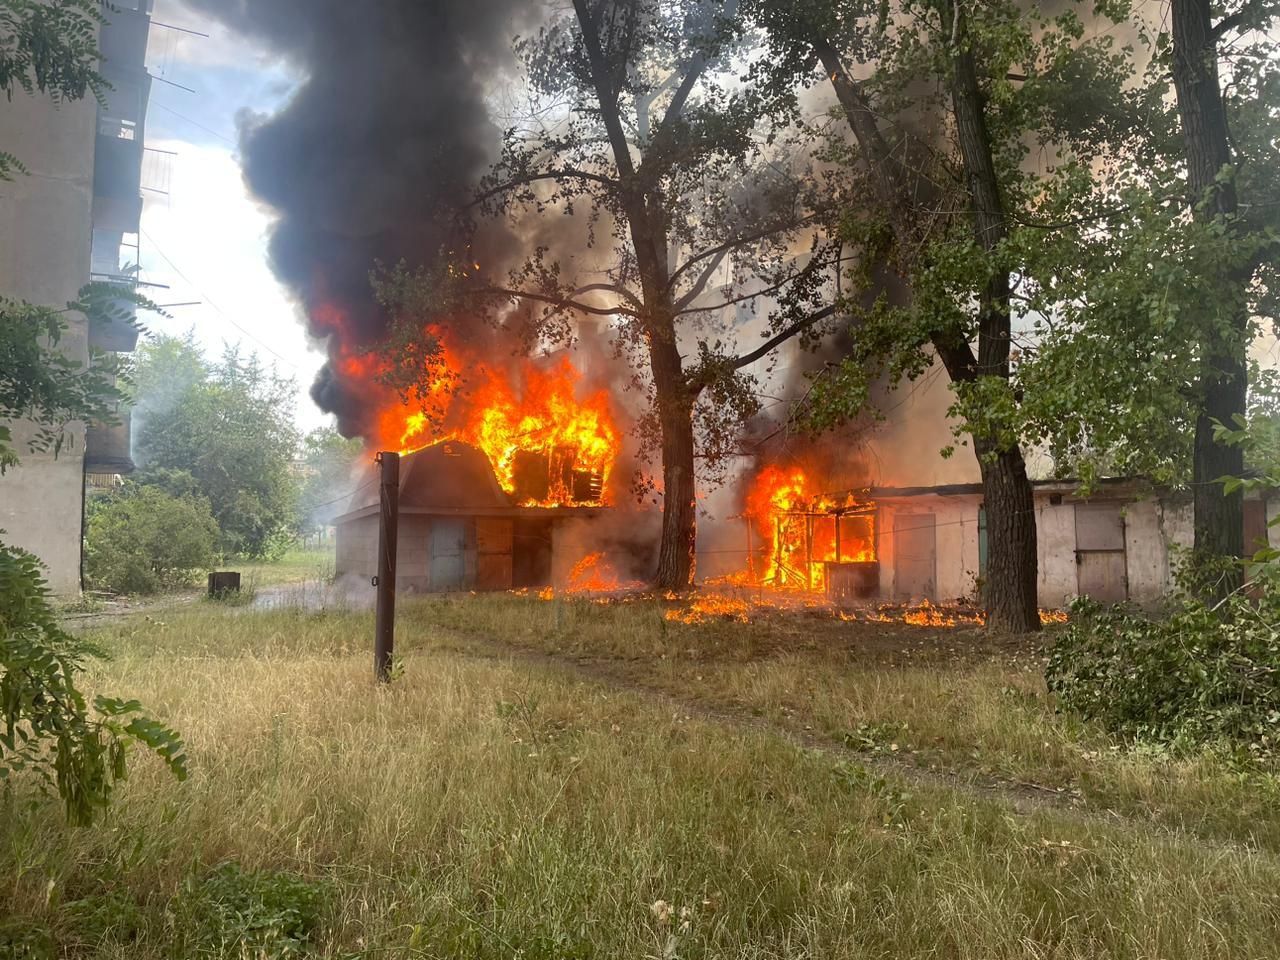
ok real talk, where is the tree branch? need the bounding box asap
[473,168,620,208]
[1213,0,1278,39]
[666,214,815,293]
[648,0,739,157]
[673,250,726,311]
[572,282,643,309]
[686,303,838,395]
[572,0,638,182]
[486,286,638,318]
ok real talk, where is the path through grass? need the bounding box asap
[7,597,1279,958]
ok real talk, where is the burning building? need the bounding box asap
[332,343,628,593]
[716,350,1278,609]
[334,440,605,592]
[731,462,1278,609]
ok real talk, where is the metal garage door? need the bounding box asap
[893,512,936,600]
[1074,503,1127,603]
[429,518,468,590]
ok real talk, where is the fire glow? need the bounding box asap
[743,465,876,592]
[348,329,620,508]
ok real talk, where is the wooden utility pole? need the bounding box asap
[374,451,399,683]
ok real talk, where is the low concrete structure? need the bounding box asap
[334,442,602,594]
[870,479,1277,606]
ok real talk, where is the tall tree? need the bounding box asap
[133,336,301,560]
[750,0,1148,630]
[379,0,838,589]
[297,426,364,540]
[1168,0,1279,585]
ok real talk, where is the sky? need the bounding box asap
[137,1,331,431]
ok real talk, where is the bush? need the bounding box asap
[84,484,219,594]
[1046,567,1280,758]
[1,540,187,824]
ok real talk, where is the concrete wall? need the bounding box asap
[878,491,1275,608]
[876,496,981,600]
[0,90,98,593]
[335,513,430,595]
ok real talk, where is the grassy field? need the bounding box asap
[6,592,1280,958]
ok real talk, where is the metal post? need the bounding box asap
[745,517,755,584]
[374,451,400,683]
[834,512,842,563]
[805,515,814,591]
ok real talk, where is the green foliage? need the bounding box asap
[132,334,301,560]
[0,0,109,181]
[1046,567,1280,758]
[0,284,147,472]
[84,483,219,594]
[174,862,331,959]
[0,540,187,825]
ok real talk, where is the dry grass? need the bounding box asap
[4,597,1280,957]
[407,592,1280,849]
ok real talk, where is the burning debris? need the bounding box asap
[741,465,878,595]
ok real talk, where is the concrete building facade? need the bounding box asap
[0,2,153,592]
[871,480,1277,607]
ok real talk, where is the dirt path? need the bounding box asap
[432,626,1121,822]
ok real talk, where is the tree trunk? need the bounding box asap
[947,16,1040,632]
[976,440,1039,632]
[816,28,1040,631]
[1170,0,1247,581]
[650,324,697,589]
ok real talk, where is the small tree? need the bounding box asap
[0,287,141,472]
[133,336,302,560]
[378,0,838,589]
[84,484,219,594]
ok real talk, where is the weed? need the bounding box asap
[173,862,330,958]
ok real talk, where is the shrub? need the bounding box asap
[1046,566,1280,758]
[1,541,187,824]
[84,483,219,594]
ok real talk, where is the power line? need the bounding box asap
[139,228,301,372]
[149,100,235,144]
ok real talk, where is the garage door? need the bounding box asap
[893,512,936,600]
[1074,503,1127,603]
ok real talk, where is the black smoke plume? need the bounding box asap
[180,0,531,435]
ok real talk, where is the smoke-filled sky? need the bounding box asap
[136,1,329,426]
[138,0,536,437]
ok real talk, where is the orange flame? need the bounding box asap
[360,329,620,508]
[743,465,875,591]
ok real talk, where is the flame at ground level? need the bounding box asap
[742,465,876,591]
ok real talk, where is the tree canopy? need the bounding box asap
[132,334,301,561]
